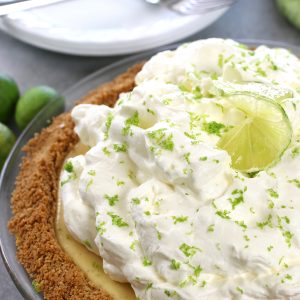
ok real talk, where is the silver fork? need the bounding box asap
[146,0,238,15]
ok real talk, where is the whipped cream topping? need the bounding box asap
[60,38,300,299]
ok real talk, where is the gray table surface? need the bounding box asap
[1,0,300,299]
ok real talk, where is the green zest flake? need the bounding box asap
[179,243,202,257]
[218,54,224,68]
[83,240,92,248]
[104,194,119,206]
[268,200,275,209]
[207,224,215,233]
[122,111,139,136]
[132,197,141,205]
[170,259,181,270]
[183,152,191,164]
[130,240,137,251]
[157,230,162,240]
[194,265,203,277]
[162,98,172,105]
[216,210,231,220]
[199,156,207,161]
[236,286,244,294]
[172,215,188,224]
[88,170,96,176]
[143,257,152,266]
[102,147,111,156]
[60,173,76,186]
[267,188,279,198]
[189,112,202,130]
[267,245,274,252]
[113,143,127,153]
[283,230,293,248]
[229,189,245,210]
[288,179,300,188]
[116,180,125,186]
[291,146,300,158]
[147,128,174,151]
[244,235,250,242]
[64,161,74,173]
[164,290,177,297]
[107,212,128,227]
[235,220,247,230]
[257,67,267,77]
[250,207,255,214]
[32,280,41,293]
[147,108,155,115]
[144,211,151,216]
[202,121,225,136]
[104,112,114,140]
[128,170,136,180]
[85,179,93,192]
[257,214,273,229]
[96,221,106,235]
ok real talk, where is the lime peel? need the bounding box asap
[210,79,293,102]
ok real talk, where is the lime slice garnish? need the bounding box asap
[211,79,293,102]
[217,94,292,172]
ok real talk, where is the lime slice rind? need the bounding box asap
[211,79,293,102]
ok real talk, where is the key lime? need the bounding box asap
[0,122,16,170]
[217,94,292,172]
[0,74,19,123]
[277,0,300,30]
[15,86,61,130]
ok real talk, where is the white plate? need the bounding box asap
[0,0,230,56]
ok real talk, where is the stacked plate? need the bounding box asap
[0,0,231,56]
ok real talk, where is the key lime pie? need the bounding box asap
[9,39,300,299]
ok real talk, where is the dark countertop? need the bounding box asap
[0,0,299,299]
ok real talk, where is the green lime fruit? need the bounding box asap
[277,0,300,30]
[15,86,61,130]
[0,122,16,170]
[0,74,19,123]
[217,94,292,172]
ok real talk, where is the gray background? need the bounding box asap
[0,0,299,298]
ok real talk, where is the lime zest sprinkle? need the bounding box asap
[96,221,106,235]
[32,280,42,293]
[88,169,96,176]
[147,128,174,151]
[104,112,114,140]
[179,243,202,257]
[288,179,300,188]
[236,286,244,294]
[216,210,231,220]
[229,188,245,210]
[170,259,181,270]
[143,257,152,267]
[207,224,215,233]
[122,111,139,136]
[172,215,188,224]
[107,212,128,227]
[113,143,127,153]
[164,290,177,297]
[104,194,119,206]
[102,147,111,156]
[267,188,279,198]
[202,121,225,136]
[64,161,73,173]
